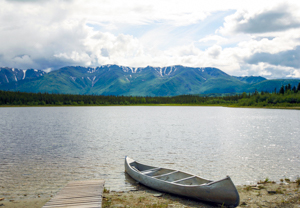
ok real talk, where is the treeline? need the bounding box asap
[236,82,300,107]
[1,82,300,107]
[0,90,238,105]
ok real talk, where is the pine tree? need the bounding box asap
[297,82,300,92]
[279,85,285,94]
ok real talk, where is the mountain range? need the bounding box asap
[0,65,299,96]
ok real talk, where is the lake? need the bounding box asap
[0,106,299,199]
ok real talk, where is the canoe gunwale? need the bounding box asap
[126,158,216,187]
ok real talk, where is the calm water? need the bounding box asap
[0,106,300,199]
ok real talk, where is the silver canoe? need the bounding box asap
[125,156,240,207]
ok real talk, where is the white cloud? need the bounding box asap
[54,51,92,65]
[288,70,300,78]
[0,0,300,78]
[68,0,212,27]
[199,35,228,45]
[243,63,300,78]
[239,35,296,55]
[218,3,300,35]
[206,45,222,58]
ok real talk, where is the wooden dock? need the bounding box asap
[43,180,105,208]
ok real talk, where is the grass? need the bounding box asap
[244,185,265,193]
[102,196,112,208]
[258,178,276,184]
[244,186,252,191]
[103,187,110,193]
[295,177,300,186]
[277,192,300,205]
[276,188,284,194]
[138,196,145,203]
[102,193,172,208]
[145,203,169,208]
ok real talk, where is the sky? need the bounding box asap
[0,0,300,78]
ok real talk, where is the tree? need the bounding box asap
[242,92,247,98]
[297,82,300,92]
[279,85,285,94]
[140,97,146,103]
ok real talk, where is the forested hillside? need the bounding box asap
[1,82,300,107]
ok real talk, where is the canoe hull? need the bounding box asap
[125,156,239,207]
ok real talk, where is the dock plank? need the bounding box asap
[43,180,105,208]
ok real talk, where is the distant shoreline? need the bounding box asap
[1,104,300,110]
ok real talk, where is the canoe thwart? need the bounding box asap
[153,171,178,178]
[172,176,196,183]
[140,167,161,174]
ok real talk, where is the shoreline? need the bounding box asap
[1,104,300,110]
[1,180,299,208]
[102,181,300,208]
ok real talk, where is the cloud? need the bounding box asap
[219,3,300,35]
[245,46,300,68]
[242,63,300,78]
[206,45,222,58]
[0,5,89,69]
[199,35,228,45]
[67,0,212,27]
[5,0,47,2]
[0,0,300,79]
[5,0,73,3]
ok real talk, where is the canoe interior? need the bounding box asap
[130,161,212,185]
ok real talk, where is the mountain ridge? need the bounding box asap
[0,65,299,96]
[0,67,46,85]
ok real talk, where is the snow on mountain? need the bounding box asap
[0,67,46,85]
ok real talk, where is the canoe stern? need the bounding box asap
[194,176,240,207]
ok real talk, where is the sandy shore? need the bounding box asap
[1,180,299,208]
[102,181,300,208]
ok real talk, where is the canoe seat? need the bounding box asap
[153,171,178,178]
[140,168,160,175]
[172,176,195,183]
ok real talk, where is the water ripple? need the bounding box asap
[0,106,299,199]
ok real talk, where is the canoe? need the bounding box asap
[125,156,240,207]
